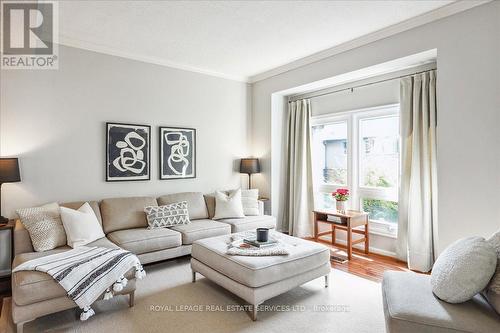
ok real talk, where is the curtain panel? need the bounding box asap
[281,99,314,237]
[397,70,438,272]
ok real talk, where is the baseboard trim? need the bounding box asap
[329,238,397,258]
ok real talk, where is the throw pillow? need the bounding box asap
[241,189,259,216]
[213,189,245,220]
[60,202,105,248]
[16,202,67,252]
[484,231,500,313]
[144,201,190,228]
[431,236,497,303]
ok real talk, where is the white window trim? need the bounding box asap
[311,104,400,238]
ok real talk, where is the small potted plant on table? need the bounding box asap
[332,188,349,213]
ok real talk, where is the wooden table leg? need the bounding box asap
[314,213,318,241]
[364,216,370,254]
[331,224,336,245]
[347,218,352,260]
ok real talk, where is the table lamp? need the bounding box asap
[240,158,260,189]
[0,158,21,224]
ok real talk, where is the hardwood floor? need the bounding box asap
[308,238,410,283]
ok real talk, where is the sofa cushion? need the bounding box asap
[192,233,330,288]
[12,238,119,306]
[157,192,209,220]
[107,228,182,254]
[100,196,157,233]
[204,194,216,219]
[170,219,231,245]
[219,215,276,233]
[382,271,500,333]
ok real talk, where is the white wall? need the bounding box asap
[252,1,500,253]
[0,45,251,217]
[310,79,399,116]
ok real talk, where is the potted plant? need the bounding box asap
[332,188,349,212]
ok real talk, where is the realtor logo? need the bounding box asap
[1,1,58,69]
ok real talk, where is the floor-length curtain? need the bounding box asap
[397,70,438,272]
[281,99,314,237]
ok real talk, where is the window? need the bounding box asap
[359,116,399,189]
[311,121,348,186]
[311,105,400,236]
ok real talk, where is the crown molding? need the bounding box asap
[57,0,489,84]
[57,35,250,83]
[248,0,491,83]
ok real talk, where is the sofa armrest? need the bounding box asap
[14,219,34,256]
[258,200,264,216]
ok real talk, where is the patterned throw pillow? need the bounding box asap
[16,202,67,252]
[144,201,190,229]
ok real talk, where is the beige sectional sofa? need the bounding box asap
[11,192,276,332]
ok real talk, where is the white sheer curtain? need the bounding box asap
[397,70,438,272]
[281,99,314,237]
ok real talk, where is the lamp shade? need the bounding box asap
[0,158,21,183]
[240,158,260,174]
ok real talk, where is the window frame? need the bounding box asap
[311,104,400,238]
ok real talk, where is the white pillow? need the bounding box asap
[60,202,105,248]
[484,231,500,314]
[213,189,245,220]
[431,236,497,303]
[241,189,259,216]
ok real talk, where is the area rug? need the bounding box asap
[0,257,386,333]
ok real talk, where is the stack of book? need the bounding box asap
[242,238,278,248]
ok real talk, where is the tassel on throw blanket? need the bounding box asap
[13,246,146,321]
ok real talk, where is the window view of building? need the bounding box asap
[311,122,348,185]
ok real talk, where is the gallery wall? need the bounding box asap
[252,1,500,253]
[0,45,251,217]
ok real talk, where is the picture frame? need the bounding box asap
[159,126,196,180]
[106,122,151,182]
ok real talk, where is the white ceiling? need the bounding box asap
[58,0,458,82]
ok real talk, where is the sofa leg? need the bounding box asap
[16,321,27,333]
[252,304,258,321]
[129,291,135,307]
[325,275,329,288]
[192,270,196,283]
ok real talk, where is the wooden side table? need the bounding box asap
[313,209,369,260]
[0,219,15,293]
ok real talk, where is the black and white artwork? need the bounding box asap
[160,127,196,180]
[106,122,150,181]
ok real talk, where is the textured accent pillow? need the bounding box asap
[60,202,105,248]
[241,189,259,216]
[16,202,67,252]
[213,189,245,220]
[144,201,190,228]
[484,231,500,313]
[431,236,497,303]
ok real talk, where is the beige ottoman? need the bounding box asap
[191,232,331,320]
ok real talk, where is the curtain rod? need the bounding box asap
[288,68,435,103]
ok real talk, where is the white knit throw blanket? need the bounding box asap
[226,232,290,256]
[13,246,146,321]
